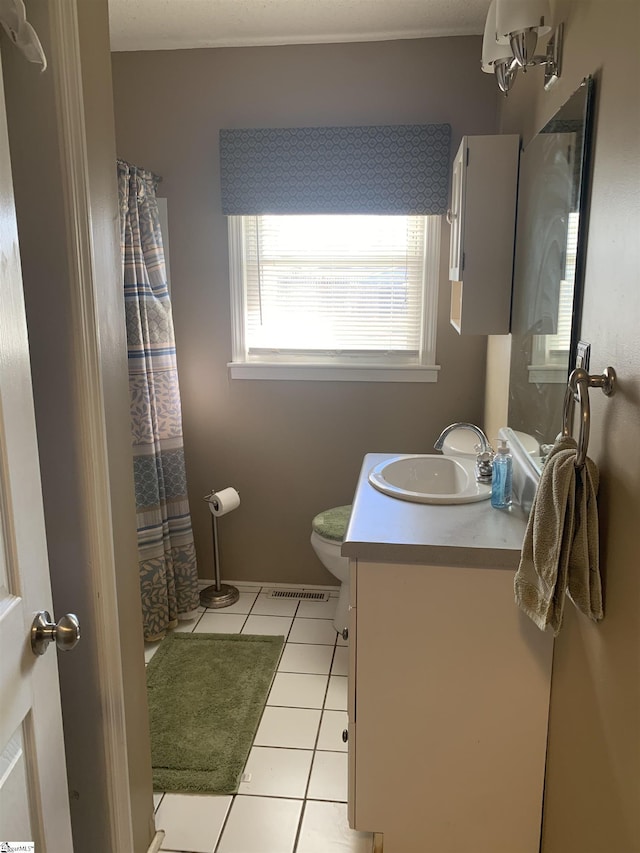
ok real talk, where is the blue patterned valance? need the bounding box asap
[219,124,451,216]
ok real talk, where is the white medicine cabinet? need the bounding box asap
[448,134,520,335]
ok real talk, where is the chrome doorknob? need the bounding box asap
[31,610,81,656]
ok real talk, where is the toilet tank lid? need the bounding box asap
[312,505,352,542]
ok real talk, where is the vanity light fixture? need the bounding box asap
[482,0,564,95]
[481,0,518,95]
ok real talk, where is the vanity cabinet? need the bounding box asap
[347,558,553,853]
[448,134,520,335]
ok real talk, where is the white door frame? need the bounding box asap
[49,1,134,844]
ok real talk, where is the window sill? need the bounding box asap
[228,362,441,382]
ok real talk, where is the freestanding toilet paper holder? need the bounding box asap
[200,490,240,609]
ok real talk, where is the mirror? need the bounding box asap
[507,78,595,470]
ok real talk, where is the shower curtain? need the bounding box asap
[117,160,200,641]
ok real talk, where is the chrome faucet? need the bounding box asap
[434,422,492,453]
[434,423,494,484]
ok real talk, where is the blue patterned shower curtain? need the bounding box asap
[117,160,199,641]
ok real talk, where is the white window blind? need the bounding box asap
[530,211,580,383]
[546,210,580,355]
[241,214,429,359]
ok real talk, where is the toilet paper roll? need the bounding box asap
[208,487,240,517]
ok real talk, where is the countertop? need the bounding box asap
[342,453,528,569]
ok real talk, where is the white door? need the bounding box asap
[0,52,74,852]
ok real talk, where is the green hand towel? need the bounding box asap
[514,435,602,635]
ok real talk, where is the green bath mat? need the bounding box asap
[146,632,284,794]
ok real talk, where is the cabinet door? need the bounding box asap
[448,140,466,281]
[353,560,553,853]
[448,134,520,334]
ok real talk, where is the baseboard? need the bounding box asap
[198,578,340,593]
[147,830,165,853]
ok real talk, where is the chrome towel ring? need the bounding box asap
[562,367,617,468]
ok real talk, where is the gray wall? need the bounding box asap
[490,1,640,849]
[111,37,499,585]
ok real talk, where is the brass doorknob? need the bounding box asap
[31,610,81,656]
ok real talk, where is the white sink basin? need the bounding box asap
[368,454,492,505]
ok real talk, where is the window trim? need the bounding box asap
[227,215,441,382]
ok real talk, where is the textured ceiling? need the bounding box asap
[109,0,492,52]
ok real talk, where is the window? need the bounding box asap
[540,210,578,358]
[529,211,579,383]
[228,214,441,381]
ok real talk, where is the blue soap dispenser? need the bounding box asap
[491,439,513,509]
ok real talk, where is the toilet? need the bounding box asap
[310,505,351,634]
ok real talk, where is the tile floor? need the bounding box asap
[145,581,372,853]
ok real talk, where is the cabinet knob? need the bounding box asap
[341,628,349,641]
[342,729,349,743]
